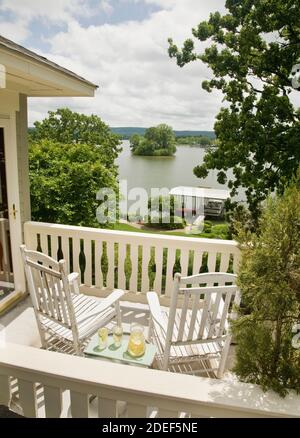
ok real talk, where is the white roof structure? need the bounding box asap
[169,186,230,200]
[0,34,98,97]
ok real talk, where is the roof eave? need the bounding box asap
[0,35,98,97]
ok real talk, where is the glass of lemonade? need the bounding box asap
[98,327,108,350]
[127,323,146,358]
[113,325,123,348]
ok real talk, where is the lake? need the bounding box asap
[116,141,245,202]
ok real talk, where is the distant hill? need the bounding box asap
[174,130,215,139]
[111,127,215,139]
[28,125,216,140]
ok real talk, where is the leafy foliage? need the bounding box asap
[176,135,214,146]
[232,174,300,396]
[30,108,121,168]
[168,0,300,220]
[147,195,185,230]
[29,109,120,227]
[130,124,176,156]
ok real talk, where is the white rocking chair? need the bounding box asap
[147,272,240,378]
[20,245,124,355]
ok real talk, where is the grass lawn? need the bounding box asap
[114,220,230,240]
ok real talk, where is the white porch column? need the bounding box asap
[0,90,27,293]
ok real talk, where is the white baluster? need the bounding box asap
[18,380,37,418]
[44,386,62,418]
[70,391,89,418]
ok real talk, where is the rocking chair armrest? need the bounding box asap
[147,291,167,333]
[67,272,80,295]
[101,288,125,308]
[68,272,79,284]
[76,289,125,324]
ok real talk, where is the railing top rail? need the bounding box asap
[0,343,299,418]
[24,221,239,249]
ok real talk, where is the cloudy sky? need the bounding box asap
[0,0,228,129]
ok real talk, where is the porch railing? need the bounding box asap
[24,221,240,301]
[1,343,299,418]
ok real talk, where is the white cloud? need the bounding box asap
[1,0,227,130]
[0,18,30,42]
[126,0,176,8]
[99,0,114,15]
[0,0,89,22]
[0,0,96,42]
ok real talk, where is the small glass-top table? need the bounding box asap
[84,332,157,368]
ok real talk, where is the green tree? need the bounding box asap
[168,0,300,220]
[232,173,300,396]
[31,108,121,168]
[130,124,176,156]
[176,135,214,146]
[130,134,142,151]
[29,109,120,227]
[144,126,158,143]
